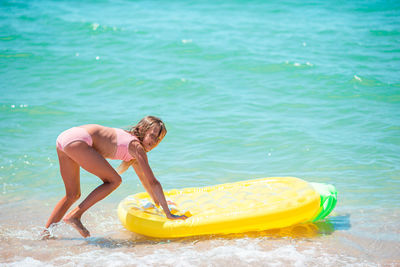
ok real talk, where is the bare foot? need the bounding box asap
[63,217,90,238]
[41,229,56,240]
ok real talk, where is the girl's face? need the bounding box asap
[142,125,163,152]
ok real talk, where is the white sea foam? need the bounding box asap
[92,23,99,31]
[0,225,46,241]
[3,257,53,267]
[1,238,373,267]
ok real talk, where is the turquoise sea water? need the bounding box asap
[1,0,400,265]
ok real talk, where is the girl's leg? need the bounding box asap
[61,141,122,237]
[45,148,81,229]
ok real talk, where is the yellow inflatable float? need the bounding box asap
[118,177,336,238]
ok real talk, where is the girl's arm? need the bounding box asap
[131,159,159,206]
[129,142,186,220]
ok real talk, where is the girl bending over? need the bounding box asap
[44,116,186,238]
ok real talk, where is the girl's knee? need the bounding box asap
[66,192,81,202]
[114,176,122,187]
[108,175,122,188]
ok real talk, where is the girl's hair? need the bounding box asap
[117,116,167,174]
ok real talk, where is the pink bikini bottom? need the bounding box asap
[56,127,93,151]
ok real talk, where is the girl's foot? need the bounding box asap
[63,216,90,238]
[41,229,56,240]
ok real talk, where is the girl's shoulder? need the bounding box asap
[128,138,145,156]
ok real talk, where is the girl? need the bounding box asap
[44,116,186,238]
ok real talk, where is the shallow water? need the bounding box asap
[1,0,400,266]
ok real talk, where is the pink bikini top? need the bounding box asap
[112,128,139,162]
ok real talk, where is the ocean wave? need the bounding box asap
[2,239,374,267]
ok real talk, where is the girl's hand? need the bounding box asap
[166,213,187,220]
